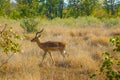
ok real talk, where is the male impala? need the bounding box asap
[31,29,68,65]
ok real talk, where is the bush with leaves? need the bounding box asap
[0,24,21,68]
[0,24,20,54]
[20,18,38,33]
[90,36,120,80]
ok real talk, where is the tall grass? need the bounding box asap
[101,17,120,27]
[0,16,120,80]
[34,16,120,28]
[0,16,120,28]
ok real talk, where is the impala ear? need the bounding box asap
[37,34,41,37]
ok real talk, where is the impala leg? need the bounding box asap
[63,50,69,57]
[40,51,47,65]
[48,52,55,64]
[60,50,65,58]
[59,50,66,65]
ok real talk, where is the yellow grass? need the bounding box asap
[110,28,120,36]
[0,21,119,80]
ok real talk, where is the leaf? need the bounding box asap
[9,27,13,32]
[90,74,96,78]
[110,38,115,46]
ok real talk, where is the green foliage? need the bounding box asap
[102,18,120,27]
[9,9,21,19]
[67,0,99,17]
[35,17,103,27]
[34,17,120,28]
[90,74,97,78]
[39,0,64,19]
[0,25,20,54]
[16,0,40,18]
[0,0,120,18]
[20,18,38,33]
[91,36,120,80]
[110,36,120,52]
[0,0,10,16]
[103,0,117,16]
[92,9,108,18]
[100,52,119,80]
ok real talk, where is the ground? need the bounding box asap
[0,18,120,80]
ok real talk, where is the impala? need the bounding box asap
[31,29,68,65]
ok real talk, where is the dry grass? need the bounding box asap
[0,20,120,80]
[91,36,109,46]
[110,28,120,36]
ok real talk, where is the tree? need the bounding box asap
[67,0,80,18]
[82,0,99,16]
[39,0,64,19]
[114,0,120,16]
[67,0,99,17]
[103,0,116,15]
[16,0,40,17]
[0,0,11,16]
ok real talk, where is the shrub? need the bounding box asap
[90,36,120,80]
[0,24,20,54]
[92,9,108,18]
[102,18,120,27]
[20,18,38,33]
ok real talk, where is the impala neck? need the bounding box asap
[36,38,42,47]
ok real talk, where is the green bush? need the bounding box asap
[9,9,21,19]
[92,9,108,18]
[91,36,120,80]
[0,24,20,54]
[102,18,120,27]
[20,18,38,33]
[35,17,103,27]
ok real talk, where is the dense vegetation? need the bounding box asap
[0,0,120,19]
[0,0,120,80]
[90,36,120,80]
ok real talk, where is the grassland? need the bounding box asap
[0,17,120,80]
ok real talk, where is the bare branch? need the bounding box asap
[0,24,7,34]
[0,54,14,69]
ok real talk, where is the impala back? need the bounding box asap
[41,41,66,51]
